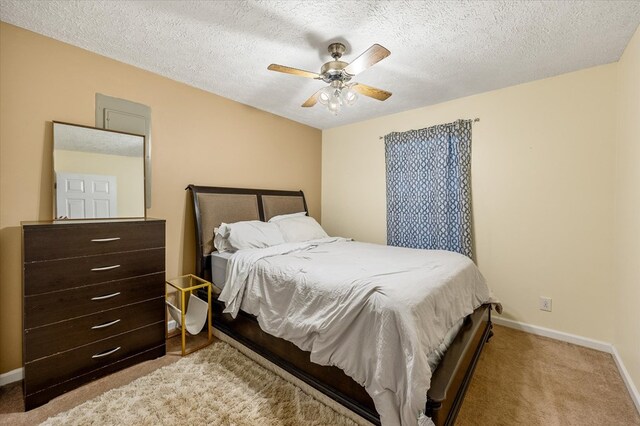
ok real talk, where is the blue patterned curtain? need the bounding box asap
[385,120,473,258]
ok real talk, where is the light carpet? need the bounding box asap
[2,325,638,425]
[41,340,357,426]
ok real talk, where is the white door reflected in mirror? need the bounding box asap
[53,121,145,220]
[55,172,117,219]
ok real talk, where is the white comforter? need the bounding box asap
[219,238,493,426]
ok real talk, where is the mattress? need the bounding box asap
[211,251,232,289]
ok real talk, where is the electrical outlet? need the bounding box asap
[167,320,178,331]
[539,297,552,312]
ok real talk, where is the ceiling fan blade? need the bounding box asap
[268,64,321,79]
[302,90,321,107]
[352,83,392,101]
[344,44,390,76]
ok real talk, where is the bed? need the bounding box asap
[187,184,494,426]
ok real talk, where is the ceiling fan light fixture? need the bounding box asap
[318,81,357,114]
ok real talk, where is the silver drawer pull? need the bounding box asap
[91,264,121,272]
[91,237,121,242]
[92,346,121,359]
[91,319,121,330]
[91,292,121,301]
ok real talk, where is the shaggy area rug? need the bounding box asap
[41,340,358,426]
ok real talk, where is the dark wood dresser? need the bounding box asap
[22,218,166,410]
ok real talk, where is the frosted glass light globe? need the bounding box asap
[318,87,332,105]
[327,98,341,115]
[342,87,358,106]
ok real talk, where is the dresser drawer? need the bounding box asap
[25,298,165,362]
[24,345,166,411]
[24,272,164,328]
[24,322,165,392]
[23,221,165,262]
[25,248,165,295]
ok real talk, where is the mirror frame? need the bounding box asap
[52,120,147,220]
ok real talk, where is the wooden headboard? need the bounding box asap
[186,185,308,280]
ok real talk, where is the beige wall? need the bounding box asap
[55,150,145,217]
[0,23,321,373]
[614,26,640,395]
[323,64,618,343]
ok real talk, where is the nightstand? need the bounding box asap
[165,274,213,355]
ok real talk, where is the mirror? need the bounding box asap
[53,121,145,219]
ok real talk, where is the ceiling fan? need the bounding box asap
[267,42,392,114]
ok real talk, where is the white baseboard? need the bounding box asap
[0,367,23,386]
[611,345,640,413]
[492,316,612,352]
[493,316,639,414]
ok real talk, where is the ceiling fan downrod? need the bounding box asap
[328,42,346,60]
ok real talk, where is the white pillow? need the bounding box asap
[215,220,285,252]
[274,216,328,243]
[268,211,307,222]
[213,224,235,253]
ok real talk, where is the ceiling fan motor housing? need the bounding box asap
[320,42,352,83]
[321,60,351,82]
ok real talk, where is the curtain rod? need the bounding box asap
[378,118,480,140]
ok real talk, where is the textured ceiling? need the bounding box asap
[1,1,639,129]
[55,123,143,157]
